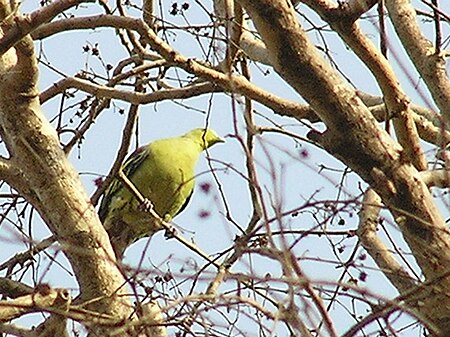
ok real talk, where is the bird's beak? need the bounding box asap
[215,137,225,144]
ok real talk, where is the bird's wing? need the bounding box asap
[98,146,149,221]
[175,186,194,217]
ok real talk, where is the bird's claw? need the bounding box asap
[164,226,177,239]
[139,198,154,212]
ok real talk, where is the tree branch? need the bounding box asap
[303,1,427,170]
[420,169,450,188]
[33,14,315,121]
[40,75,220,105]
[236,0,450,333]
[0,3,141,335]
[385,0,450,124]
[357,189,417,293]
[0,0,96,54]
[0,286,70,322]
[0,277,34,298]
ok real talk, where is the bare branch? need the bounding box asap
[0,277,34,298]
[40,75,220,105]
[0,236,55,274]
[303,1,427,170]
[0,286,70,322]
[237,0,450,333]
[385,0,450,124]
[0,0,96,54]
[357,189,417,293]
[420,169,450,188]
[34,14,314,121]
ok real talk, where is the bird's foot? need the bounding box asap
[164,226,177,239]
[138,198,154,213]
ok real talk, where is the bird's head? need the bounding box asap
[185,128,225,150]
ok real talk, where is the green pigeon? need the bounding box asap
[99,128,224,258]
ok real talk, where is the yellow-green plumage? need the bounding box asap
[99,128,224,257]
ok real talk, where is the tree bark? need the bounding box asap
[0,2,167,335]
[237,0,450,334]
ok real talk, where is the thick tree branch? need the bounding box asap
[0,153,40,207]
[385,0,450,125]
[0,4,150,336]
[236,0,450,333]
[304,1,427,170]
[239,31,272,65]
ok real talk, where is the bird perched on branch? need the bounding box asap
[98,128,224,258]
